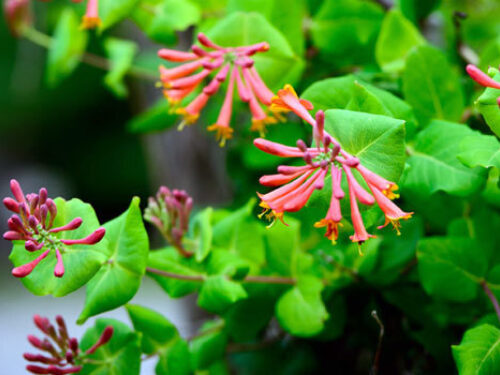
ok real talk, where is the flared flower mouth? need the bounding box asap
[207,124,234,147]
[81,15,101,29]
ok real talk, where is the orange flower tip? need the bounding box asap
[258,205,287,228]
[207,124,233,147]
[300,99,314,110]
[81,16,101,29]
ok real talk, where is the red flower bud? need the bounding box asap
[60,227,105,245]
[85,326,114,354]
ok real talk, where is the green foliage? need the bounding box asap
[46,9,88,86]
[127,100,178,133]
[9,198,108,297]
[198,275,248,313]
[78,197,149,323]
[99,0,139,31]
[476,71,500,137]
[189,321,227,370]
[103,38,138,97]
[80,319,142,375]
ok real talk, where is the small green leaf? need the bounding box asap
[78,197,149,323]
[189,321,227,370]
[458,133,500,172]
[476,71,500,137]
[276,276,328,337]
[198,275,248,313]
[9,198,108,297]
[190,207,213,262]
[127,100,178,134]
[375,9,425,72]
[147,247,203,297]
[402,45,465,123]
[311,0,384,65]
[452,324,500,375]
[224,297,275,342]
[46,8,88,86]
[417,237,487,302]
[263,216,301,276]
[80,319,141,375]
[401,120,487,197]
[156,338,191,375]
[99,0,139,31]
[206,12,304,90]
[103,38,138,98]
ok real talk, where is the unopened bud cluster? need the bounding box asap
[144,186,193,257]
[3,179,105,278]
[25,314,113,375]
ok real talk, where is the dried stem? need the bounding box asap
[481,281,500,323]
[370,310,384,375]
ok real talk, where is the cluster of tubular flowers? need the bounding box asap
[255,85,413,244]
[144,186,193,257]
[25,314,113,375]
[466,64,500,107]
[158,32,280,146]
[3,180,106,278]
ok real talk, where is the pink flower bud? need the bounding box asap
[8,215,25,233]
[55,316,68,341]
[23,353,60,364]
[157,49,197,62]
[33,315,52,335]
[85,326,113,354]
[38,188,47,205]
[25,241,44,252]
[12,249,50,278]
[466,64,500,89]
[28,335,43,349]
[3,197,20,212]
[296,139,307,152]
[65,351,74,364]
[197,33,222,50]
[28,216,40,232]
[61,227,105,246]
[3,230,24,240]
[54,249,64,278]
[10,179,25,202]
[191,45,209,57]
[49,218,82,233]
[69,338,79,354]
[46,199,57,228]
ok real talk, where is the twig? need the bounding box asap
[145,267,296,285]
[481,281,500,323]
[370,310,384,375]
[21,27,158,82]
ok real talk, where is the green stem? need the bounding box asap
[21,27,158,82]
[145,267,296,285]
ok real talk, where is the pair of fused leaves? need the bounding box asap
[9,197,149,323]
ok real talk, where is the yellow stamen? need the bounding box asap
[207,124,234,147]
[81,16,101,30]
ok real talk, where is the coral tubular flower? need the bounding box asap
[81,0,100,29]
[466,64,500,108]
[2,179,106,278]
[255,86,413,244]
[24,315,113,374]
[158,32,278,144]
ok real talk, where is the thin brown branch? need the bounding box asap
[370,310,385,375]
[481,281,500,323]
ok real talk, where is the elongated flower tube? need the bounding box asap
[24,315,113,374]
[3,179,106,278]
[466,64,500,108]
[158,32,279,144]
[81,0,100,29]
[255,86,412,244]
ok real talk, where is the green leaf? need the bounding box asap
[479,36,500,71]
[127,100,178,133]
[311,0,384,65]
[452,324,500,375]
[78,197,149,323]
[226,0,306,55]
[189,321,227,370]
[46,8,88,86]
[263,216,301,276]
[402,45,465,123]
[375,9,425,72]
[206,249,250,280]
[206,12,304,89]
[190,207,213,262]
[316,294,347,340]
[99,0,139,31]
[476,71,500,137]
[417,237,487,302]
[80,318,141,375]
[224,297,275,342]
[458,133,500,172]
[9,198,108,297]
[147,247,203,297]
[198,275,248,313]
[276,276,328,337]
[126,304,191,375]
[103,38,138,98]
[397,0,441,23]
[401,120,487,197]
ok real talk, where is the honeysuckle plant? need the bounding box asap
[2,0,500,374]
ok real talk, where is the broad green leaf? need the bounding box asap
[302,75,358,111]
[311,0,384,65]
[189,321,227,370]
[103,38,138,98]
[417,237,487,302]
[46,9,88,86]
[375,10,425,72]
[10,198,108,297]
[206,249,250,280]
[99,0,139,31]
[476,71,500,137]
[452,324,500,375]
[401,120,487,197]
[402,45,465,123]
[263,217,301,276]
[224,297,275,342]
[458,133,500,172]
[197,275,248,313]
[206,12,304,90]
[483,169,500,209]
[127,100,178,134]
[147,247,203,297]
[479,36,500,71]
[276,276,328,337]
[190,207,213,262]
[397,0,441,23]
[226,0,306,55]
[80,319,141,375]
[126,304,191,375]
[78,197,149,323]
